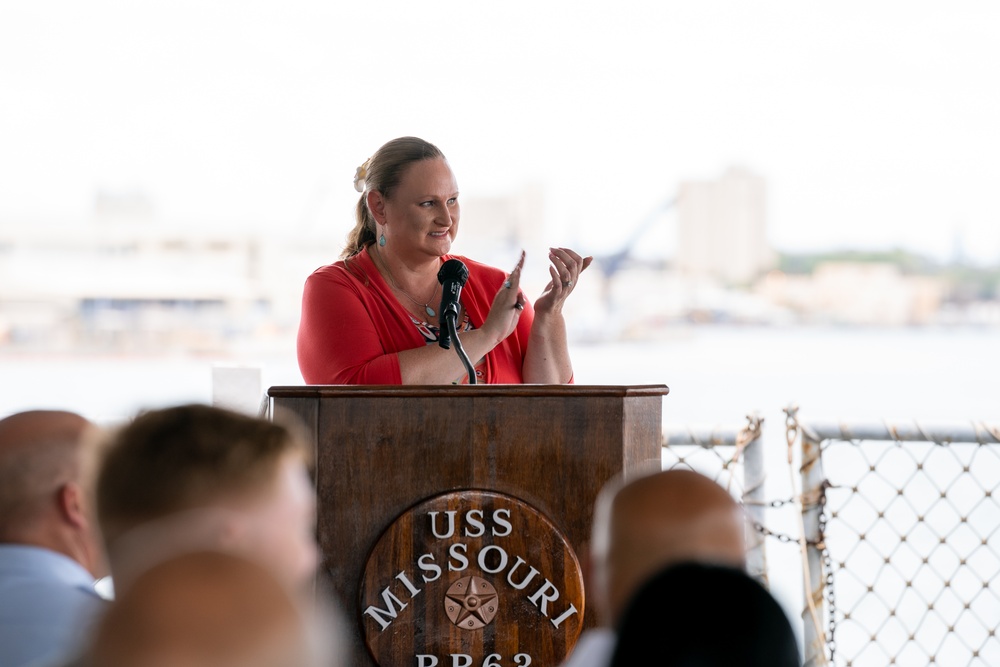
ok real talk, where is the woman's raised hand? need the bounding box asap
[533,247,593,317]
[481,250,528,345]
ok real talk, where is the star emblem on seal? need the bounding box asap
[444,575,499,630]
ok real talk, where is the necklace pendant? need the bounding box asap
[425,305,436,317]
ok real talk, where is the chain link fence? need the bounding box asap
[661,412,1000,667]
[661,414,768,585]
[797,418,1000,667]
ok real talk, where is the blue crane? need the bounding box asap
[593,195,678,279]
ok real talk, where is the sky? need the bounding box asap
[2,1,999,264]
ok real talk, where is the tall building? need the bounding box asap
[455,184,546,263]
[676,167,772,284]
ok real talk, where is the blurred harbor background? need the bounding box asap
[3,2,998,409]
[1,162,997,421]
[2,5,999,662]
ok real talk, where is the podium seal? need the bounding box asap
[360,490,585,667]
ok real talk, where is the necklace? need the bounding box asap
[374,246,438,318]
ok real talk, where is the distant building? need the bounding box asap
[93,189,156,225]
[757,262,946,325]
[0,184,554,354]
[455,184,545,261]
[676,167,773,284]
[0,221,335,354]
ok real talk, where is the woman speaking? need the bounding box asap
[296,137,591,385]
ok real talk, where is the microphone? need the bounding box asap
[437,259,469,350]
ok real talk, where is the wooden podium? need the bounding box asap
[267,384,668,667]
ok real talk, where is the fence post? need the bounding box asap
[800,424,828,667]
[742,426,768,586]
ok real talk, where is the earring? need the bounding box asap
[379,233,386,247]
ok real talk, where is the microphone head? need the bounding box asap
[437,259,469,286]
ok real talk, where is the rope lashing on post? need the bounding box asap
[785,404,832,667]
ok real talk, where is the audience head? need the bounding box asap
[344,136,446,258]
[0,410,106,577]
[610,562,801,667]
[87,550,327,667]
[589,468,746,626]
[96,404,318,593]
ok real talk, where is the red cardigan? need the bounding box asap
[296,247,533,384]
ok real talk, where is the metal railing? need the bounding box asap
[661,414,768,585]
[662,412,1000,667]
[794,417,1000,667]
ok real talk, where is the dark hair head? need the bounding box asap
[342,136,445,258]
[610,562,801,667]
[96,404,309,549]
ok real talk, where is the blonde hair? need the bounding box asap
[342,136,445,259]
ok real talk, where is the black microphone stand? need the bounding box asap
[442,310,477,385]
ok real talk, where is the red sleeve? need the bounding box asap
[296,266,403,385]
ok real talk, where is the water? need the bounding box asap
[578,325,998,424]
[2,326,995,423]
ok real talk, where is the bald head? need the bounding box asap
[0,410,93,539]
[0,410,106,578]
[88,551,313,667]
[590,469,746,626]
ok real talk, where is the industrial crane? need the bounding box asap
[592,195,677,279]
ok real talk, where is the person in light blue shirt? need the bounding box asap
[0,411,108,667]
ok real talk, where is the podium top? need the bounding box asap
[267,384,669,399]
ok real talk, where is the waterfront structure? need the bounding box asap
[757,262,945,326]
[455,184,546,261]
[676,167,773,285]
[0,220,332,353]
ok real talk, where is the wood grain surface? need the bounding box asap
[268,385,668,667]
[360,490,584,667]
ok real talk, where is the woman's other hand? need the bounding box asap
[534,247,593,317]
[481,251,527,344]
